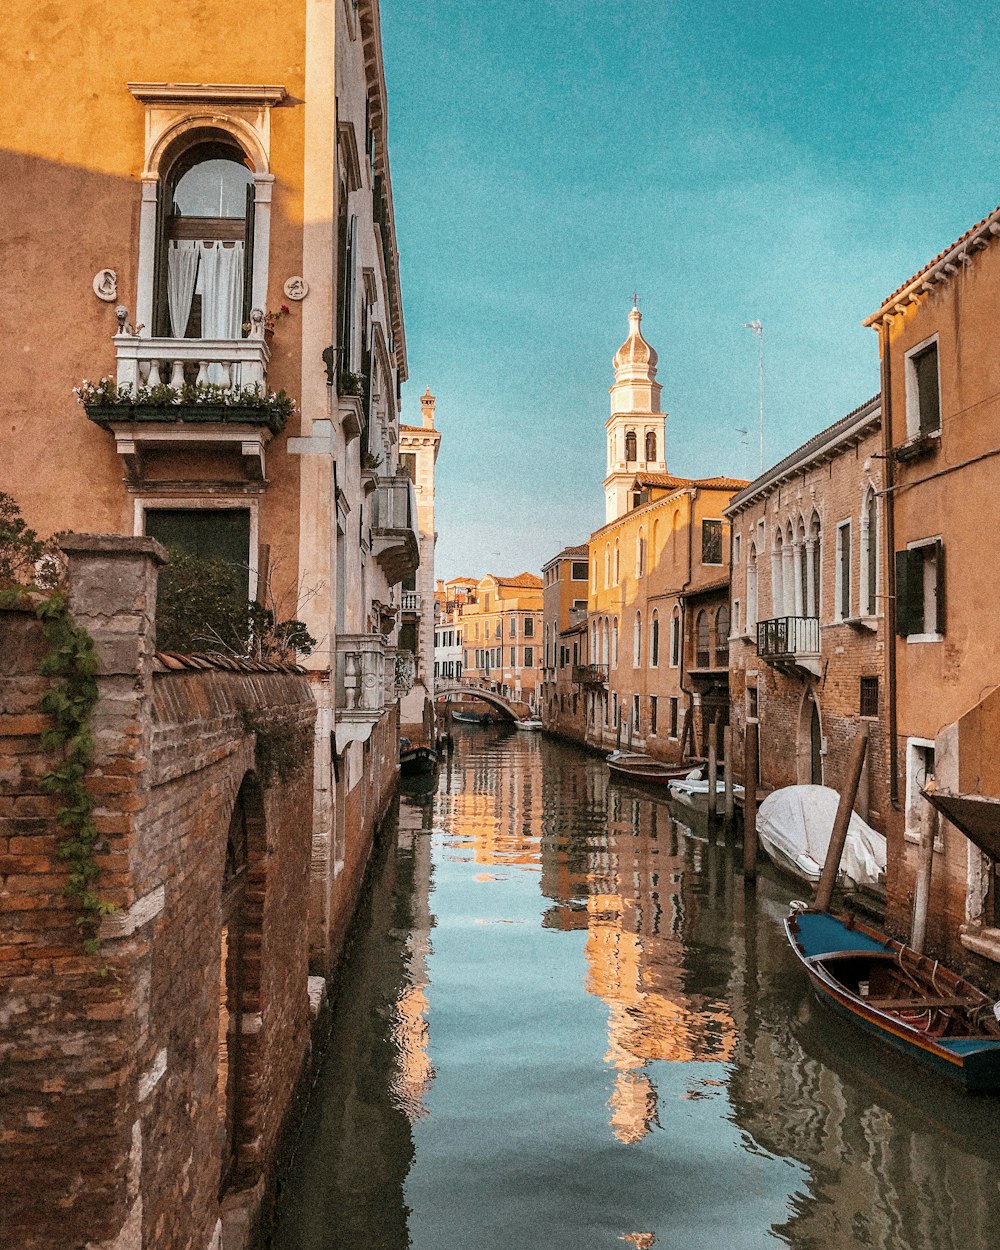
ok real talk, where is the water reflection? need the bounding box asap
[272,731,1000,1250]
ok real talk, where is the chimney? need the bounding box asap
[421,387,436,429]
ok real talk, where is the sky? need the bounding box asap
[380,0,1000,582]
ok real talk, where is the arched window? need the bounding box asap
[715,605,730,665]
[604,545,610,589]
[772,529,784,617]
[633,610,642,667]
[625,430,637,462]
[747,542,758,630]
[157,138,255,342]
[645,430,656,462]
[808,512,821,617]
[862,488,878,616]
[602,618,610,667]
[650,610,659,667]
[797,519,807,615]
[614,539,620,585]
[636,528,646,578]
[670,607,681,666]
[696,610,710,667]
[612,617,619,668]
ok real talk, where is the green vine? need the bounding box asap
[1,586,115,955]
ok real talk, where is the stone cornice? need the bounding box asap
[127,83,288,107]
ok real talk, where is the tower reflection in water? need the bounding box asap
[273,731,1000,1250]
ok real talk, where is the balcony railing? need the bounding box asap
[757,616,821,674]
[372,476,419,582]
[573,663,608,687]
[401,591,421,612]
[335,634,386,717]
[115,328,270,392]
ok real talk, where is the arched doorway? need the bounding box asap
[797,693,823,785]
[218,774,265,1194]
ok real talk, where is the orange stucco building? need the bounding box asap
[458,572,544,708]
[1,1,419,978]
[865,202,1000,980]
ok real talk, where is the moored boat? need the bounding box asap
[757,785,886,890]
[784,907,1000,1091]
[399,739,439,775]
[607,754,695,787]
[668,776,744,811]
[451,709,489,725]
[514,718,542,731]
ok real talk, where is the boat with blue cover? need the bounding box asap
[785,907,1000,1091]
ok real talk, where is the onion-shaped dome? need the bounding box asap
[613,305,658,375]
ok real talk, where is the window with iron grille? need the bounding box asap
[860,676,879,718]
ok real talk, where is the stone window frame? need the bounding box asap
[127,84,282,341]
[904,332,942,441]
[133,496,261,600]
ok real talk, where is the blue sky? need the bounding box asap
[381,0,1000,581]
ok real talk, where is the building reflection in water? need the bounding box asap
[275,731,1000,1250]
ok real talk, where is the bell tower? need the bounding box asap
[603,301,667,522]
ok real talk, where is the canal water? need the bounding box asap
[272,728,1000,1250]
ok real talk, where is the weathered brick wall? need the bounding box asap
[0,537,317,1250]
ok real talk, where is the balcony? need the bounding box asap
[371,476,419,583]
[756,616,821,677]
[85,323,281,484]
[573,664,608,687]
[334,633,386,750]
[401,591,421,615]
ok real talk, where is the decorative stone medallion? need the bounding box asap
[93,269,118,301]
[283,276,309,301]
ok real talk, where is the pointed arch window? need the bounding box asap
[696,610,711,668]
[747,542,758,630]
[650,610,659,667]
[715,605,730,665]
[862,489,878,616]
[633,610,642,667]
[612,617,619,668]
[614,539,620,585]
[670,607,680,667]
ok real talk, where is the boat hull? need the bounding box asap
[607,760,692,786]
[451,710,488,725]
[400,746,438,776]
[785,910,1000,1092]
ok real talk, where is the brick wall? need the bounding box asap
[0,536,317,1250]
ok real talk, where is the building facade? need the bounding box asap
[725,398,889,827]
[1,0,418,984]
[540,544,589,740]
[459,573,544,708]
[865,204,1000,980]
[398,388,441,742]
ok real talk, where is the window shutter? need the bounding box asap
[152,181,170,336]
[895,549,913,636]
[934,540,946,634]
[242,183,256,330]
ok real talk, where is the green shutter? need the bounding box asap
[934,540,946,634]
[895,549,915,636]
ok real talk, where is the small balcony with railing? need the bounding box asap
[81,310,288,484]
[372,476,419,583]
[400,591,421,617]
[334,633,386,750]
[756,616,821,677]
[573,663,608,687]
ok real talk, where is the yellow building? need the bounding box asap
[459,573,544,708]
[540,544,590,738]
[548,305,747,758]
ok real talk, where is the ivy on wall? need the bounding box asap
[1,585,115,956]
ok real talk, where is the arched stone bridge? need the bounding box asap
[435,683,531,721]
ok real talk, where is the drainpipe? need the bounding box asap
[880,320,900,809]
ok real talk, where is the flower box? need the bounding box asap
[84,402,289,435]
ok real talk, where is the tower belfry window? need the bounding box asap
[625,430,637,463]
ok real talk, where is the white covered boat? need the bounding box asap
[757,785,886,889]
[668,774,744,812]
[515,718,543,731]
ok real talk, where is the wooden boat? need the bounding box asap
[514,718,542,731]
[668,776,744,811]
[399,739,438,776]
[758,785,886,890]
[784,907,1000,1091]
[607,753,695,787]
[451,709,488,725]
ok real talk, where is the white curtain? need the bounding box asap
[199,241,245,340]
[166,240,200,338]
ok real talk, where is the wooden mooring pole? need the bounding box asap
[707,738,718,820]
[814,725,870,913]
[723,724,734,826]
[743,719,759,880]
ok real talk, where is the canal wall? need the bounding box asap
[0,536,317,1250]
